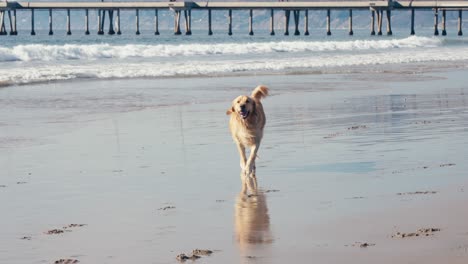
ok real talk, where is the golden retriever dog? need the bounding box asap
[226,85,269,176]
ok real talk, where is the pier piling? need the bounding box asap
[293,10,300,35]
[0,11,5,36]
[85,9,89,35]
[386,9,392,35]
[248,9,254,35]
[284,10,290,35]
[270,9,275,36]
[434,9,439,36]
[410,8,415,35]
[49,9,53,35]
[135,9,140,35]
[377,10,383,35]
[184,9,192,35]
[108,10,115,35]
[12,10,17,35]
[304,9,309,35]
[30,9,35,35]
[228,9,232,35]
[7,10,13,35]
[441,10,446,36]
[208,9,213,35]
[117,9,121,35]
[97,10,104,35]
[154,9,159,35]
[174,10,181,35]
[326,9,331,35]
[349,9,353,35]
[66,9,71,35]
[458,10,463,36]
[370,10,375,35]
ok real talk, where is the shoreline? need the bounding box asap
[1,60,468,263]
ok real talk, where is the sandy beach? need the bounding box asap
[1,63,468,264]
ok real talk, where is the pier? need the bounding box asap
[0,1,467,36]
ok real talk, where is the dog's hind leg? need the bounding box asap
[236,142,247,170]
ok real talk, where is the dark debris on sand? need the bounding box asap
[345,242,376,248]
[192,249,213,256]
[45,224,86,235]
[176,249,215,262]
[176,254,201,262]
[54,259,79,264]
[265,189,280,193]
[397,191,437,195]
[158,206,176,211]
[20,236,32,240]
[0,185,6,188]
[392,228,441,238]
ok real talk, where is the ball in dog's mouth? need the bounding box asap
[240,110,250,119]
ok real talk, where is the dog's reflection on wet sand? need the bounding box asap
[235,174,273,254]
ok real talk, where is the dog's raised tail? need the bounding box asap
[251,85,269,101]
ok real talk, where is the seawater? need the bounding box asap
[0,28,467,86]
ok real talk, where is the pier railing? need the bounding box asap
[0,1,466,36]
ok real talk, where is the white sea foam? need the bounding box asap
[0,36,442,62]
[1,45,467,86]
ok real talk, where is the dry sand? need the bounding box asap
[1,65,468,263]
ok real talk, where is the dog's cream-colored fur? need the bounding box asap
[226,85,269,176]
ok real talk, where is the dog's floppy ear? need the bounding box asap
[226,106,234,115]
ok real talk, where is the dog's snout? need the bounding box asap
[240,104,246,110]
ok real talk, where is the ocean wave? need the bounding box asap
[0,36,442,62]
[1,46,467,86]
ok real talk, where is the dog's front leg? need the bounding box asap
[245,143,260,176]
[236,142,247,170]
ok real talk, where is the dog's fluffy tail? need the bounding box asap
[251,85,269,101]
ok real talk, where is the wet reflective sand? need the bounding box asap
[1,65,468,264]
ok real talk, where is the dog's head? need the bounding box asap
[226,95,256,119]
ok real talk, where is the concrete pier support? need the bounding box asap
[441,10,447,36]
[48,9,53,35]
[11,10,17,35]
[136,9,140,35]
[386,9,392,35]
[0,11,6,36]
[270,9,275,36]
[154,9,159,35]
[97,10,104,35]
[377,10,383,35]
[174,10,182,35]
[208,9,213,35]
[108,10,115,35]
[7,11,13,35]
[410,8,415,35]
[31,9,35,35]
[434,9,439,36]
[348,9,353,35]
[85,9,90,35]
[293,10,300,35]
[184,9,192,35]
[66,9,71,35]
[117,9,121,35]
[370,10,375,35]
[458,10,463,36]
[304,9,309,35]
[326,9,331,35]
[284,10,290,35]
[248,9,254,35]
[228,9,232,35]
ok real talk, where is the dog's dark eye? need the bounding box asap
[246,100,250,103]
[237,100,240,103]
